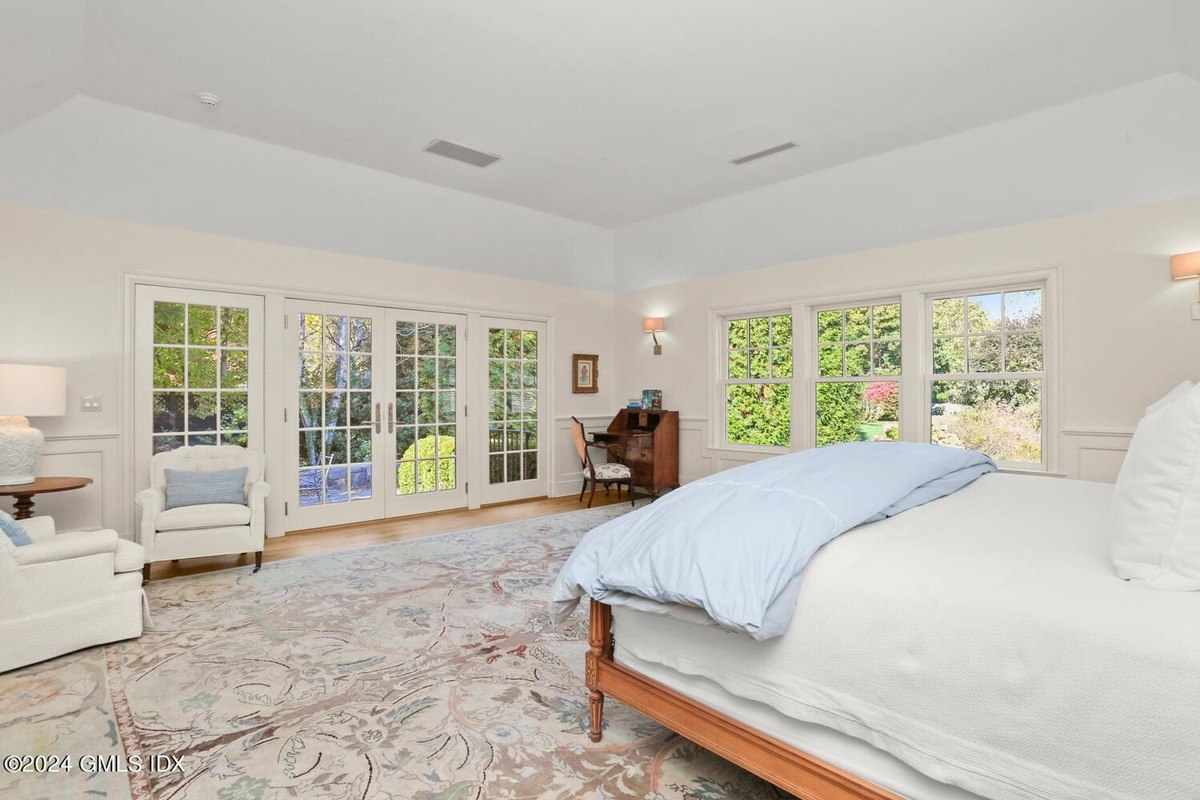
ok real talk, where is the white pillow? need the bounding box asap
[1111,382,1200,590]
[1144,380,1194,417]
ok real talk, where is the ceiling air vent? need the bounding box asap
[423,139,501,168]
[730,141,797,165]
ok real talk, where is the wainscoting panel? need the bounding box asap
[30,433,122,533]
[1062,428,1133,483]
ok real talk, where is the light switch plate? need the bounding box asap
[81,395,102,412]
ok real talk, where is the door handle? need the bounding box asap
[387,401,395,433]
[374,402,381,433]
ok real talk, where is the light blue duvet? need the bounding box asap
[551,442,996,639]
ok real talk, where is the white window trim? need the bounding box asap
[708,266,1061,473]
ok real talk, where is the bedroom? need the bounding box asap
[0,2,1198,799]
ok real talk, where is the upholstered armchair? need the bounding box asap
[0,516,147,672]
[135,446,270,579]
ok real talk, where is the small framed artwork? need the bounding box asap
[572,354,599,393]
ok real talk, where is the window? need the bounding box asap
[723,313,792,447]
[814,302,901,446]
[150,300,251,453]
[930,288,1043,464]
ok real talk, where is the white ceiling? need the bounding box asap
[2,0,1197,228]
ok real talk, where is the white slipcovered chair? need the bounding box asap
[135,446,270,579]
[0,516,147,672]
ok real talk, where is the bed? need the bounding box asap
[580,473,1200,800]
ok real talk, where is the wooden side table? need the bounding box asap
[0,476,93,520]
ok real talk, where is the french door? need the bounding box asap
[134,285,265,492]
[480,318,548,504]
[284,300,467,531]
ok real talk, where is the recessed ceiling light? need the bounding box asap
[731,141,797,165]
[423,139,500,168]
[197,92,222,109]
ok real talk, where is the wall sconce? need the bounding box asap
[1170,251,1200,320]
[642,317,665,355]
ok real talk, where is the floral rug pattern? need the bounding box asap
[1,507,784,800]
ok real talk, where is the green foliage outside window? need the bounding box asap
[725,314,792,446]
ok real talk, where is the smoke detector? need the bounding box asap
[197,92,222,109]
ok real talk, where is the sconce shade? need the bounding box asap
[642,317,665,333]
[0,364,67,417]
[1171,251,1200,280]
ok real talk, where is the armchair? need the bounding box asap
[135,446,270,580]
[0,516,147,672]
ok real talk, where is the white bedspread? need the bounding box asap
[609,474,1200,800]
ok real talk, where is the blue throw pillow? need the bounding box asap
[164,467,248,510]
[0,510,32,547]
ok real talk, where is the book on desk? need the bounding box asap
[589,409,679,497]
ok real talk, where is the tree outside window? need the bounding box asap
[724,313,792,447]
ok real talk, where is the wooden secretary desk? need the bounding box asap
[590,409,679,498]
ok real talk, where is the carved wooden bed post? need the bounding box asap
[586,599,613,742]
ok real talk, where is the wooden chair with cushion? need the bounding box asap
[571,416,636,508]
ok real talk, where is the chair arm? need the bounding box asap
[134,487,165,554]
[13,529,119,567]
[135,487,166,513]
[246,481,271,505]
[246,481,270,547]
[21,516,57,542]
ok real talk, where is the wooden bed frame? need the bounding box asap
[585,599,903,800]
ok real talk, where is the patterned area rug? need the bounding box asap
[1,507,785,800]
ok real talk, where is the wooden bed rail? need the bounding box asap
[585,599,903,800]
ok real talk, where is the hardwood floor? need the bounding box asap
[145,490,630,581]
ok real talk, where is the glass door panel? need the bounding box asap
[135,285,264,495]
[285,300,386,531]
[285,302,468,531]
[480,318,547,504]
[387,311,466,516]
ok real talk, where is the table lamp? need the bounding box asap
[0,364,67,485]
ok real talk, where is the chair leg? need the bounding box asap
[630,484,635,507]
[587,481,597,509]
[254,551,263,573]
[579,478,587,503]
[142,563,151,583]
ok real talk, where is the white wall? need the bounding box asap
[0,203,616,533]
[612,193,1200,484]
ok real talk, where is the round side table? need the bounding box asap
[0,476,93,520]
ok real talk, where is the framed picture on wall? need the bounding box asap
[572,354,598,393]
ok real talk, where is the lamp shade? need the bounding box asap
[642,317,665,333]
[0,364,67,417]
[1171,251,1200,280]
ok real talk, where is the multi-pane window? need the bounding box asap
[930,288,1043,464]
[297,313,374,506]
[815,303,901,446]
[395,320,458,495]
[724,313,792,447]
[488,327,539,483]
[151,301,250,454]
